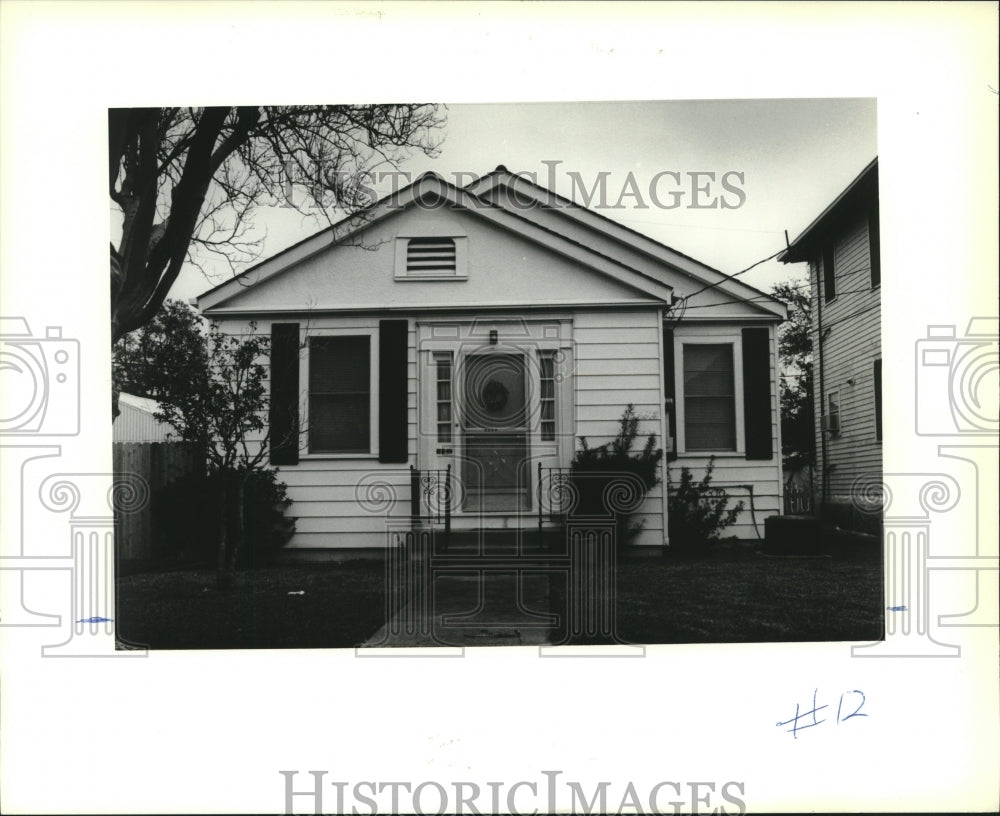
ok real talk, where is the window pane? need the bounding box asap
[310,336,370,393]
[683,344,735,451]
[686,420,736,451]
[309,336,371,452]
[685,396,735,424]
[309,394,369,452]
[684,370,733,396]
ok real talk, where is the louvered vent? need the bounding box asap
[406,237,457,274]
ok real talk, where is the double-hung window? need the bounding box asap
[308,335,371,454]
[682,343,736,451]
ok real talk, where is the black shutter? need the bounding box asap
[379,319,409,463]
[269,323,300,465]
[663,327,677,461]
[742,327,773,460]
[873,358,883,441]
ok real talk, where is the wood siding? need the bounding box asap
[811,210,882,521]
[669,321,783,540]
[573,309,667,545]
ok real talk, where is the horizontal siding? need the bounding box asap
[211,305,783,548]
[666,455,781,541]
[810,210,883,518]
[667,321,783,541]
[574,309,666,545]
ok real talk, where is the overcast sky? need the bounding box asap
[168,98,877,303]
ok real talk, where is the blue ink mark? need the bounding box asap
[837,690,868,723]
[77,616,113,624]
[887,605,907,611]
[776,688,827,739]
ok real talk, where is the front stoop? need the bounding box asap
[362,571,557,648]
[362,527,564,648]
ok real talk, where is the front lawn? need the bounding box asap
[608,551,883,644]
[117,549,884,649]
[116,560,390,649]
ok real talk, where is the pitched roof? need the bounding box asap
[198,164,785,319]
[779,157,878,264]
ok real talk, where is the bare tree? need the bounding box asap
[109,105,446,345]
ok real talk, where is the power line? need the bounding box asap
[680,248,787,302]
[677,282,880,311]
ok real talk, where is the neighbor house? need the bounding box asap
[197,166,787,552]
[780,157,882,532]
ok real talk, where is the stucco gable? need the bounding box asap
[469,168,786,321]
[200,172,676,314]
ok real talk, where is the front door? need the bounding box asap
[460,352,530,512]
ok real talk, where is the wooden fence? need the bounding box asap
[113,442,204,562]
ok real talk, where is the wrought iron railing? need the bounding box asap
[410,465,452,534]
[537,463,573,531]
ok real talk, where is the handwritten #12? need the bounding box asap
[776,689,868,739]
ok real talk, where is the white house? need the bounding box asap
[197,166,787,552]
[780,157,881,532]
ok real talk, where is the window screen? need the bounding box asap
[309,336,370,453]
[683,344,736,451]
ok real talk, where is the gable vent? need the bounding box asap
[406,237,457,274]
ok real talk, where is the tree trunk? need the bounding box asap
[216,474,231,589]
[226,475,246,575]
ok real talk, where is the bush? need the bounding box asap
[569,405,663,543]
[667,457,744,553]
[154,468,295,567]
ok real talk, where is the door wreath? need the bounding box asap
[482,378,509,411]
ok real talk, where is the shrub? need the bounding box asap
[154,468,295,567]
[667,457,744,553]
[569,405,663,543]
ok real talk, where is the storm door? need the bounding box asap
[460,352,530,512]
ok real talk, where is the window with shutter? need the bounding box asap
[683,343,736,451]
[308,336,371,453]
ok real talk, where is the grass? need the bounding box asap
[116,560,391,649]
[116,547,884,649]
[607,551,884,644]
